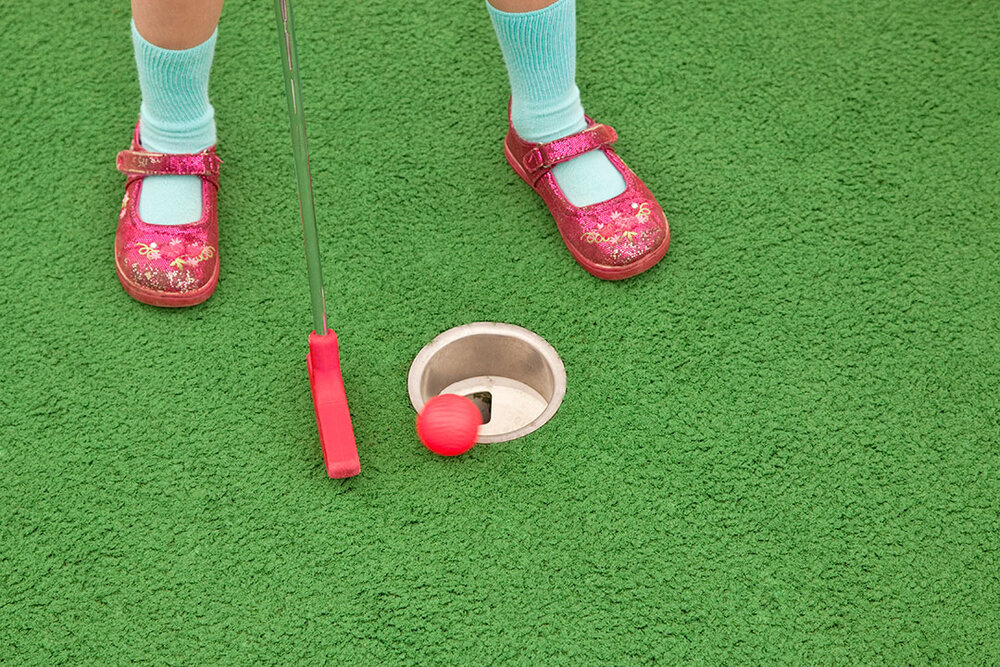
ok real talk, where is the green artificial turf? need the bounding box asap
[2,0,999,663]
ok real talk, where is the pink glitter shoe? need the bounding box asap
[114,122,221,307]
[504,111,669,280]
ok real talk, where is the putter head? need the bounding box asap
[306,330,360,478]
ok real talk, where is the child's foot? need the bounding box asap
[488,0,668,278]
[504,111,669,280]
[117,21,221,305]
[115,122,221,307]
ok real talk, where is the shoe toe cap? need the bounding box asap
[576,201,669,268]
[115,231,218,298]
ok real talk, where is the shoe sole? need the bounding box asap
[115,247,219,307]
[504,141,669,281]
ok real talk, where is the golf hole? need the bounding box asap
[408,323,566,443]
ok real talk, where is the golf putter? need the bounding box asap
[275,0,360,478]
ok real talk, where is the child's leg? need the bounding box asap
[487,0,626,207]
[131,0,223,225]
[132,0,222,49]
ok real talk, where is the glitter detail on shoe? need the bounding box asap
[169,245,216,270]
[114,121,220,306]
[503,109,669,280]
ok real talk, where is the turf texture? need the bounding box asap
[2,0,998,663]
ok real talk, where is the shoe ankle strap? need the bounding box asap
[522,124,618,178]
[116,149,221,185]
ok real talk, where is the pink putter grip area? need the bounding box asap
[307,330,360,478]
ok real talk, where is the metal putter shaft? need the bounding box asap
[275,0,360,478]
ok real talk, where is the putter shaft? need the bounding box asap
[275,0,327,335]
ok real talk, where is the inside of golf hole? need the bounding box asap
[465,391,493,425]
[440,377,548,438]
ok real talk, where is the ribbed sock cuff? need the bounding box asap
[487,0,586,143]
[132,20,217,153]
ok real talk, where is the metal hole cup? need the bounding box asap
[408,323,567,443]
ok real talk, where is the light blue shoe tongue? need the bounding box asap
[137,174,204,226]
[550,149,627,208]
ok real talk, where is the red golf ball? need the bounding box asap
[416,394,482,456]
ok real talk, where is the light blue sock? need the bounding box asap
[487,0,625,207]
[131,21,217,225]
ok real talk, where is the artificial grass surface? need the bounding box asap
[2,0,999,662]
